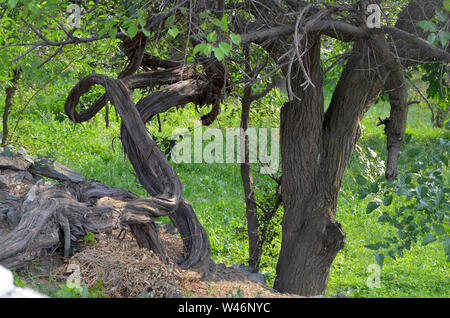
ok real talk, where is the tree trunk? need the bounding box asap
[240,81,262,270]
[2,67,21,145]
[274,35,344,295]
[274,38,381,295]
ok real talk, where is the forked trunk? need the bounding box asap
[273,38,382,295]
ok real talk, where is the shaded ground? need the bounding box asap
[12,225,298,298]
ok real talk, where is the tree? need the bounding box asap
[0,0,449,296]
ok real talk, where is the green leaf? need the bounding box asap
[203,43,213,56]
[218,41,232,55]
[219,16,228,32]
[366,201,380,214]
[168,27,179,38]
[435,190,444,206]
[417,199,432,211]
[422,234,437,245]
[443,236,450,254]
[127,23,139,39]
[108,27,118,39]
[431,224,445,236]
[142,28,151,37]
[435,9,447,22]
[212,16,228,32]
[165,15,175,26]
[383,195,393,206]
[440,138,450,146]
[427,33,437,45]
[81,282,89,298]
[8,0,18,9]
[179,7,187,15]
[375,253,385,268]
[365,243,382,250]
[369,182,379,194]
[207,30,218,42]
[386,250,396,260]
[213,46,225,61]
[230,33,241,45]
[396,246,404,258]
[358,189,369,200]
[199,10,210,20]
[193,43,207,55]
[416,184,427,199]
[437,30,450,47]
[137,10,147,28]
[403,174,412,185]
[416,20,436,32]
[355,174,367,186]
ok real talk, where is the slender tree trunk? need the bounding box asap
[2,67,21,145]
[240,80,262,270]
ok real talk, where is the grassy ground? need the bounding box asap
[7,92,449,298]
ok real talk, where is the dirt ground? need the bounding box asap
[13,225,300,298]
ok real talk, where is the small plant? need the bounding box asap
[52,278,106,298]
[12,271,27,288]
[83,232,97,245]
[226,286,244,298]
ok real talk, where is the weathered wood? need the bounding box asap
[29,161,84,183]
[63,52,218,270]
[0,154,32,171]
[0,166,171,267]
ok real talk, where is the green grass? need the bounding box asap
[7,91,449,298]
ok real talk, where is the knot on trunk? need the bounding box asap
[323,220,346,251]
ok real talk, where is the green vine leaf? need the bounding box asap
[422,234,437,245]
[213,46,225,61]
[366,201,380,214]
[230,33,241,45]
[416,20,436,32]
[127,23,139,39]
[207,30,218,42]
[168,27,179,38]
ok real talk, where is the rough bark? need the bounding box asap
[273,34,347,295]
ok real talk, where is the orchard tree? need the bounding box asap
[0,0,449,296]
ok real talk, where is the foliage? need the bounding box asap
[84,232,97,245]
[191,10,241,61]
[416,8,450,49]
[412,5,450,127]
[12,271,27,288]
[360,134,449,268]
[52,278,106,298]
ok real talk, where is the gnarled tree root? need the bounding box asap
[0,173,173,268]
